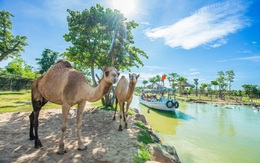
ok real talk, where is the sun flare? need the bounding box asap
[111,0,136,17]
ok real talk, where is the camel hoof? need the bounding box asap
[78,146,87,151]
[118,125,123,131]
[34,139,43,148]
[112,116,116,121]
[57,149,67,155]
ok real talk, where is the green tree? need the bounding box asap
[142,80,148,88]
[211,80,218,91]
[5,57,38,78]
[216,71,228,100]
[63,5,148,106]
[168,73,179,89]
[200,83,207,97]
[63,4,147,86]
[242,84,259,99]
[194,79,199,96]
[0,11,27,62]
[36,49,59,74]
[177,76,187,95]
[226,70,235,91]
[149,76,157,88]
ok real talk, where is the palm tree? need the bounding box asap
[168,73,179,89]
[177,76,187,96]
[194,79,199,96]
[142,80,148,88]
[211,80,218,98]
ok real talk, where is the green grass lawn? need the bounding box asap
[0,90,60,113]
[0,91,135,114]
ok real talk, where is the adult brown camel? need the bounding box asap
[29,60,119,154]
[113,73,139,131]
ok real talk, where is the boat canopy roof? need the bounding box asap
[142,88,176,93]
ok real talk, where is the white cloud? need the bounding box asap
[235,55,260,62]
[145,1,250,49]
[218,55,260,62]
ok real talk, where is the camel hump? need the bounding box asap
[56,60,72,68]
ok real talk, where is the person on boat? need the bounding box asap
[159,93,165,101]
[150,95,158,102]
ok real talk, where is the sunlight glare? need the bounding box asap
[111,0,136,17]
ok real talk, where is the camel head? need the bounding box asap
[129,73,140,84]
[102,66,120,84]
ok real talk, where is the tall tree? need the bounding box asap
[36,49,59,74]
[211,80,218,91]
[168,73,179,89]
[200,83,207,97]
[63,4,148,86]
[216,71,228,100]
[0,11,27,62]
[177,76,187,95]
[194,78,199,96]
[226,70,235,91]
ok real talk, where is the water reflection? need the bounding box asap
[138,104,194,135]
[131,95,260,163]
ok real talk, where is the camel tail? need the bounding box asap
[31,76,44,103]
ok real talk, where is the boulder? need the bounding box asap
[148,144,181,163]
[134,113,148,125]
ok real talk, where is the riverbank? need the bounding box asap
[0,105,180,163]
[177,96,255,106]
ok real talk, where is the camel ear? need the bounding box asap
[102,66,107,72]
[137,74,140,79]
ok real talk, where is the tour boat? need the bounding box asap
[139,88,179,111]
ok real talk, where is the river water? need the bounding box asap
[131,95,260,163]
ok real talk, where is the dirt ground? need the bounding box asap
[0,106,141,163]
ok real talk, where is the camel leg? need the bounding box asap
[113,97,118,120]
[77,101,87,151]
[124,102,131,129]
[57,104,70,155]
[29,111,35,140]
[30,99,48,148]
[118,102,124,131]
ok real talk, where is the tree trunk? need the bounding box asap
[91,61,97,86]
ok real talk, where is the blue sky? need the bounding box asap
[1,0,259,90]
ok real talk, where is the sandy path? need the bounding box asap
[0,107,140,163]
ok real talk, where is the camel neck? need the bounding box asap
[85,79,111,102]
[126,82,136,100]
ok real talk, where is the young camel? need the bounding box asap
[113,73,139,131]
[29,60,119,154]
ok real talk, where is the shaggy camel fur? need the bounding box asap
[113,73,139,131]
[29,60,119,154]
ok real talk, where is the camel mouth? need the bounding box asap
[113,79,118,84]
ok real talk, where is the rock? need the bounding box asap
[148,144,181,163]
[134,113,148,125]
[148,130,161,143]
[131,108,140,113]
